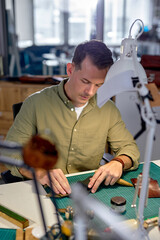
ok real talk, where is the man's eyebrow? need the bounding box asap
[81,78,104,86]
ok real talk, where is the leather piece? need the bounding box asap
[131,175,160,198]
[77,176,92,193]
[78,176,134,193]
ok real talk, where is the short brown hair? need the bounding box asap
[72,39,113,70]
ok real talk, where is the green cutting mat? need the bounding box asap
[0,162,159,240]
[0,229,16,240]
[55,162,160,220]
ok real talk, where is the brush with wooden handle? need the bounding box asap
[117,178,133,187]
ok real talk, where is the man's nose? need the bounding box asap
[86,85,95,95]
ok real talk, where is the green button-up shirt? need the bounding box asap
[6,80,140,177]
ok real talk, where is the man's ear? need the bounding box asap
[66,63,74,76]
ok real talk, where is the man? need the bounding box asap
[5,40,140,195]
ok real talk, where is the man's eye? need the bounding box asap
[82,79,88,84]
[96,84,103,87]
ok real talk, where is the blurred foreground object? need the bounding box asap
[23,134,58,170]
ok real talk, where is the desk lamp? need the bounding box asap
[97,19,157,239]
[97,19,147,107]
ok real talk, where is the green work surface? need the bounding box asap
[55,162,160,220]
[0,162,159,240]
[0,229,16,240]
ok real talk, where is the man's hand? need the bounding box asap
[38,169,71,195]
[88,155,132,193]
[88,161,123,193]
[19,168,71,195]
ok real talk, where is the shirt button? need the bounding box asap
[71,147,74,151]
[71,108,74,111]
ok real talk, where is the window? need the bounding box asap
[103,0,152,45]
[10,0,98,47]
[34,0,64,45]
[68,0,98,45]
[5,0,154,48]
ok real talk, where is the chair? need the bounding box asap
[0,102,23,183]
[12,102,23,119]
[1,170,23,184]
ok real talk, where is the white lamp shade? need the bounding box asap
[107,57,147,83]
[119,38,147,84]
[97,68,135,108]
[97,48,147,108]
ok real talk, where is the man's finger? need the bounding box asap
[90,173,106,193]
[88,170,102,188]
[104,175,113,186]
[50,170,71,194]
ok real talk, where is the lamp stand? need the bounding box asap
[133,84,156,239]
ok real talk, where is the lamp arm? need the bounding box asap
[136,85,156,223]
[132,85,156,239]
[0,155,25,168]
[129,19,144,39]
[0,140,22,151]
[130,46,157,237]
[0,140,27,168]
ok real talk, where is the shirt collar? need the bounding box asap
[58,79,97,109]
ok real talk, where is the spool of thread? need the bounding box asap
[110,196,126,213]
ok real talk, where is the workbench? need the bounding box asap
[0,160,159,240]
